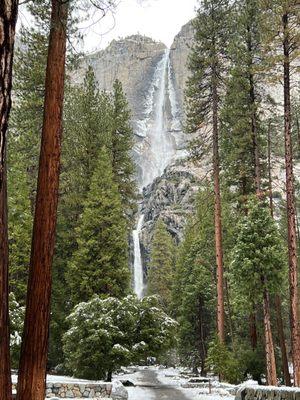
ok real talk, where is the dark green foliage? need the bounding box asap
[207,338,242,383]
[207,338,266,384]
[230,197,286,306]
[63,295,177,380]
[50,72,136,367]
[235,342,266,384]
[148,219,176,310]
[9,1,49,205]
[185,0,230,157]
[173,187,216,373]
[220,0,266,199]
[7,2,49,305]
[66,147,130,305]
[111,79,137,224]
[7,163,32,304]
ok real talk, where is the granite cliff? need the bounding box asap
[74,22,194,189]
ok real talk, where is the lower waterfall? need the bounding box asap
[133,214,145,299]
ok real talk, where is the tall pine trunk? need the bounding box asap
[16,2,69,399]
[268,122,291,386]
[0,2,18,399]
[212,65,225,344]
[263,285,277,386]
[282,12,300,387]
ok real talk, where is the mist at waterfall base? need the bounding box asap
[132,49,179,299]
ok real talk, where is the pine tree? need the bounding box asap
[186,0,230,344]
[17,1,69,398]
[173,187,216,375]
[147,219,176,311]
[67,147,130,306]
[220,0,265,201]
[9,1,50,209]
[220,0,267,352]
[111,79,137,225]
[230,198,286,385]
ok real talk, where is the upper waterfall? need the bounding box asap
[137,49,179,189]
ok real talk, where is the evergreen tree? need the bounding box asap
[173,187,216,375]
[147,219,176,311]
[111,79,137,225]
[66,147,130,306]
[9,1,50,209]
[186,0,231,343]
[63,295,177,381]
[230,198,286,385]
[220,0,265,200]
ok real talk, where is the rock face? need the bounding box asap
[169,20,194,117]
[139,158,209,271]
[74,35,166,131]
[74,26,194,188]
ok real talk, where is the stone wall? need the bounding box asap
[12,380,128,400]
[236,385,300,400]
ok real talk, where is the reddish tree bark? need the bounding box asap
[16,1,69,400]
[282,11,300,387]
[212,63,225,344]
[249,311,258,350]
[263,286,277,386]
[0,2,18,399]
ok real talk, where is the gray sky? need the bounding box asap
[80,0,197,53]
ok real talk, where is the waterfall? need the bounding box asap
[133,215,145,299]
[141,49,176,188]
[132,49,177,298]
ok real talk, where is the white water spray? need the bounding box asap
[133,49,178,298]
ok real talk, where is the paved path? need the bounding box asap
[127,368,190,400]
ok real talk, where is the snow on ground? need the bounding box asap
[113,366,236,400]
[12,373,108,385]
[126,386,156,400]
[155,367,235,400]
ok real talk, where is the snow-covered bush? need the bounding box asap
[63,295,177,380]
[9,292,25,367]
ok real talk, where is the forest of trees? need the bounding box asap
[0,0,300,399]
